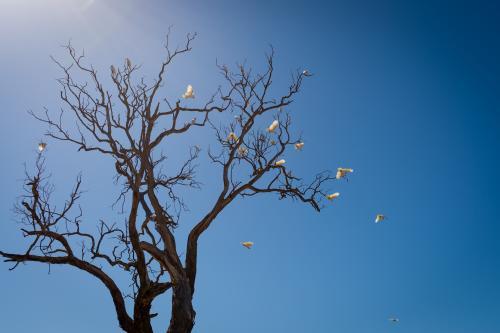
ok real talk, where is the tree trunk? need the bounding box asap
[167,278,196,333]
[132,316,154,333]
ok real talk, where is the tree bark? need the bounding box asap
[132,295,154,333]
[167,278,196,333]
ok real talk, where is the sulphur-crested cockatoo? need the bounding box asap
[182,85,195,99]
[238,146,248,156]
[336,167,354,179]
[275,159,286,166]
[267,120,279,133]
[227,132,238,142]
[241,241,254,249]
[326,192,340,200]
[38,142,47,152]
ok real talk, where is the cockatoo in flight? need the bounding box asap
[302,69,312,76]
[241,241,254,249]
[326,192,340,200]
[267,120,279,133]
[388,317,399,323]
[182,85,195,99]
[336,167,354,180]
[275,159,286,166]
[38,142,47,152]
[295,142,305,150]
[375,214,386,223]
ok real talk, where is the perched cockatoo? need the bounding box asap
[388,318,399,323]
[326,192,340,200]
[150,214,157,221]
[182,85,195,99]
[227,132,239,142]
[275,159,286,166]
[241,241,254,249]
[302,69,312,76]
[110,65,117,77]
[295,142,305,150]
[375,214,385,223]
[336,167,354,180]
[267,120,279,133]
[238,146,248,156]
[125,58,132,69]
[38,142,47,152]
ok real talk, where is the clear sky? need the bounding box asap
[1,0,499,332]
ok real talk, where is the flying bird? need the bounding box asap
[295,142,305,150]
[182,85,195,99]
[227,132,239,142]
[336,167,354,180]
[375,214,386,223]
[326,192,340,200]
[388,317,399,323]
[302,69,312,76]
[241,241,254,249]
[267,120,279,133]
[275,159,286,166]
[38,142,47,152]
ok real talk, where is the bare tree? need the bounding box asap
[0,33,335,333]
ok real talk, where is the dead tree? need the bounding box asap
[0,33,335,333]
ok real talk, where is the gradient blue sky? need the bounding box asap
[1,0,499,332]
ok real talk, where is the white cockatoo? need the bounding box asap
[238,146,248,156]
[275,159,286,166]
[227,132,239,142]
[375,214,385,223]
[241,241,254,249]
[38,142,47,152]
[336,167,354,179]
[295,142,305,150]
[182,85,195,99]
[125,58,132,69]
[326,192,340,200]
[110,65,117,77]
[267,120,279,133]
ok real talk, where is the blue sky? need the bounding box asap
[1,0,499,332]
